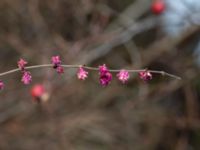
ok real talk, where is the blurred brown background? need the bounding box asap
[0,0,200,149]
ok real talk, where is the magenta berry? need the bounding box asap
[18,58,27,70]
[99,64,112,86]
[51,55,64,74]
[56,66,64,74]
[21,71,32,85]
[77,67,88,80]
[139,70,152,82]
[0,81,4,90]
[99,64,108,74]
[99,72,112,86]
[17,59,32,84]
[51,55,61,68]
[117,70,129,84]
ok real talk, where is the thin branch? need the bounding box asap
[0,64,181,80]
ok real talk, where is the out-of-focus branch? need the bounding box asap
[76,17,157,65]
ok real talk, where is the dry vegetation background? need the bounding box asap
[0,0,200,149]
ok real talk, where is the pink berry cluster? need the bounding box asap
[50,56,152,86]
[99,64,113,86]
[77,64,152,86]
[18,59,32,85]
[0,55,153,91]
[51,56,64,74]
[77,66,88,80]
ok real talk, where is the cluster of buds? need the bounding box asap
[99,64,113,86]
[117,70,130,84]
[77,66,88,80]
[18,58,32,85]
[77,64,152,86]
[0,55,154,91]
[2,55,183,95]
[76,64,152,86]
[51,56,64,74]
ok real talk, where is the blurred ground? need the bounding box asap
[0,0,200,150]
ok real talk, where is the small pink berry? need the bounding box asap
[21,71,32,85]
[99,64,112,86]
[51,55,61,68]
[77,67,88,80]
[51,55,64,74]
[117,70,129,84]
[99,64,108,74]
[139,70,152,82]
[18,58,27,70]
[99,72,112,86]
[56,66,64,74]
[0,81,5,90]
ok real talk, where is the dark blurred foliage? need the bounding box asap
[0,0,200,150]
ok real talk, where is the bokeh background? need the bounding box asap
[0,0,200,149]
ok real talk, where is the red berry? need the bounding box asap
[31,84,45,99]
[151,0,165,14]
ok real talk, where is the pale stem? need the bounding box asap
[0,64,181,80]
